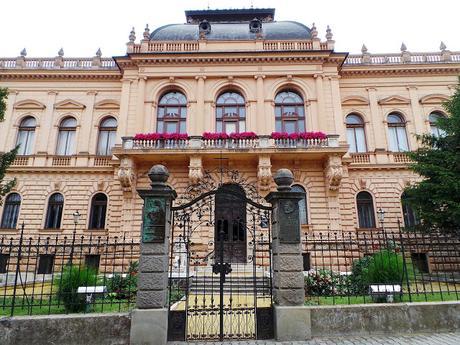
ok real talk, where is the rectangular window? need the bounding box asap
[0,253,10,273]
[37,254,55,274]
[85,254,101,272]
[302,253,311,271]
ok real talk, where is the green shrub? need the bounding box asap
[304,269,349,296]
[56,265,98,312]
[349,255,373,294]
[106,261,138,300]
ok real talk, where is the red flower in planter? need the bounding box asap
[271,131,327,140]
[229,132,258,140]
[270,132,289,140]
[134,133,189,140]
[202,132,229,140]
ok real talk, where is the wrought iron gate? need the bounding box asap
[167,184,273,341]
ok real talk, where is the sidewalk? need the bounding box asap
[169,332,460,344]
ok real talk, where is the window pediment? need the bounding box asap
[94,99,120,110]
[14,99,46,110]
[378,95,411,105]
[341,96,369,106]
[54,99,86,110]
[419,94,450,105]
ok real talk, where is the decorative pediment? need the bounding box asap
[13,99,46,110]
[94,99,120,110]
[341,96,369,106]
[419,94,450,105]
[54,99,86,110]
[378,95,411,105]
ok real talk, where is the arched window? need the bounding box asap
[356,191,376,228]
[45,193,64,229]
[157,91,187,134]
[401,192,419,227]
[274,91,305,133]
[97,117,117,155]
[216,91,246,134]
[387,113,409,152]
[292,185,308,225]
[89,193,107,229]
[429,112,446,138]
[56,117,77,156]
[346,114,367,153]
[1,193,21,229]
[16,117,36,155]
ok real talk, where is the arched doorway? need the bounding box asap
[215,184,247,263]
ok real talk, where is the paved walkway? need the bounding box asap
[170,332,460,344]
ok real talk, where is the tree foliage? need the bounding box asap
[405,81,460,233]
[0,87,17,204]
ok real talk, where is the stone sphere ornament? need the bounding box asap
[148,164,170,186]
[274,168,294,191]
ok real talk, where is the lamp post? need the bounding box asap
[377,208,386,241]
[69,210,81,265]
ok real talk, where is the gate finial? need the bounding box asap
[273,169,294,191]
[148,164,170,188]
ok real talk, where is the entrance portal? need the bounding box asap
[215,184,247,263]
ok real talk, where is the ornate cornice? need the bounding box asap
[0,70,121,81]
[341,65,460,77]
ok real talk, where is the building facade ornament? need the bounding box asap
[325,155,343,191]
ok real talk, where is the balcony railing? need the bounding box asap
[344,52,460,65]
[122,135,339,151]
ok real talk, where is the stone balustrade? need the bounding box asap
[345,51,460,65]
[122,135,338,151]
[0,57,117,69]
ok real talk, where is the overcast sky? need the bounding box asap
[0,0,458,57]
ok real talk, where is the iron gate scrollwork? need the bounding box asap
[167,184,274,341]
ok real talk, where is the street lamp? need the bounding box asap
[377,208,386,241]
[69,210,81,265]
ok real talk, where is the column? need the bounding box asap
[367,87,387,150]
[130,165,177,345]
[78,91,97,154]
[37,91,58,154]
[196,76,205,135]
[136,77,146,133]
[330,76,345,138]
[407,86,423,149]
[255,74,265,133]
[117,79,132,145]
[314,74,326,132]
[265,169,311,341]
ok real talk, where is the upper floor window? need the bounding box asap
[89,193,107,230]
[274,91,305,133]
[56,117,77,156]
[16,117,36,155]
[216,91,246,134]
[429,112,446,138]
[356,191,376,228]
[157,91,187,134]
[387,113,409,152]
[345,114,367,153]
[292,185,308,225]
[1,193,21,229]
[45,193,64,229]
[97,117,117,156]
[401,192,420,228]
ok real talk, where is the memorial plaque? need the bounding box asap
[278,198,300,243]
[142,197,166,242]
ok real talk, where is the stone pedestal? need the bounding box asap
[130,165,176,345]
[266,169,310,341]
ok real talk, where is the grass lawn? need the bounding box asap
[305,291,459,306]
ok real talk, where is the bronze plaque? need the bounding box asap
[142,197,166,242]
[278,199,300,243]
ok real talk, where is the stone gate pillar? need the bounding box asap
[130,165,176,345]
[266,169,311,341]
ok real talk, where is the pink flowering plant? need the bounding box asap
[133,133,189,141]
[270,131,327,140]
[202,132,258,140]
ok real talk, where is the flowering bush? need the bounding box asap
[202,132,258,140]
[304,269,349,296]
[133,133,189,141]
[271,131,327,140]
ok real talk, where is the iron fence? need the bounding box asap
[302,223,460,305]
[0,225,140,316]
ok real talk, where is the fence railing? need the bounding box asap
[0,226,140,316]
[302,224,460,305]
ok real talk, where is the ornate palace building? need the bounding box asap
[0,8,459,257]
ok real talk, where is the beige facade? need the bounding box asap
[0,8,459,245]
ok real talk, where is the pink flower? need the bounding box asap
[270,132,289,140]
[133,132,189,141]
